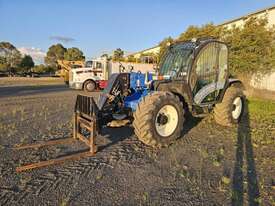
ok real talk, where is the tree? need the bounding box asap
[0,56,8,72]
[158,37,174,62]
[101,53,108,58]
[101,53,112,61]
[0,41,22,74]
[112,48,124,61]
[64,47,85,61]
[0,42,16,51]
[126,55,137,63]
[44,44,67,69]
[20,55,34,73]
[32,64,54,74]
[178,23,222,41]
[7,49,22,69]
[224,17,275,75]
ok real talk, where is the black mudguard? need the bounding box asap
[217,78,244,103]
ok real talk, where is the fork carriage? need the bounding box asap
[15,95,99,172]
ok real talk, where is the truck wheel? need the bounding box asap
[133,92,184,148]
[84,80,96,92]
[214,86,245,127]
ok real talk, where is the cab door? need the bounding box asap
[190,42,228,105]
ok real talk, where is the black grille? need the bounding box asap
[74,95,99,116]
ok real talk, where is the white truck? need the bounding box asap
[69,57,155,92]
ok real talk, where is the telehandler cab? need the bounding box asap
[15,38,245,172]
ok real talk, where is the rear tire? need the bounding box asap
[84,80,96,92]
[214,86,245,127]
[133,92,184,148]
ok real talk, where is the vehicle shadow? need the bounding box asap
[181,111,202,137]
[98,110,202,151]
[97,126,134,151]
[231,99,260,205]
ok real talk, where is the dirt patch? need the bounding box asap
[0,86,274,205]
[0,77,64,87]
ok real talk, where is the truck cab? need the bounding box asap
[69,58,109,91]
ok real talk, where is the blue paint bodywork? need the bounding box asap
[124,72,152,111]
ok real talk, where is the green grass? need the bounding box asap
[247,98,275,145]
[248,98,275,121]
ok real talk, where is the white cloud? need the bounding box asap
[18,47,46,64]
[49,36,75,43]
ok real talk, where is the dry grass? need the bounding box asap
[0,77,64,87]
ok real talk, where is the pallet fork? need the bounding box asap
[15,95,99,173]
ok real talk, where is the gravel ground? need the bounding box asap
[0,80,274,205]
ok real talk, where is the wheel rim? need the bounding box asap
[232,97,242,120]
[86,82,94,91]
[155,105,178,137]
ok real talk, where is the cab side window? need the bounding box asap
[191,42,220,103]
[195,42,219,89]
[96,62,102,69]
[218,44,228,84]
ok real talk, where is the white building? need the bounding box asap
[128,46,160,59]
[218,5,275,29]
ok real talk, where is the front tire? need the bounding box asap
[214,86,245,127]
[133,92,185,148]
[84,80,96,92]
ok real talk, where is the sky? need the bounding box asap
[0,0,274,64]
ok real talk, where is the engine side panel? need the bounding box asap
[154,80,193,109]
[216,78,244,103]
[123,72,148,111]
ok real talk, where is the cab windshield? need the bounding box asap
[85,61,93,68]
[159,49,192,77]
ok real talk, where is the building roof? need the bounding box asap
[218,4,275,26]
[127,45,160,57]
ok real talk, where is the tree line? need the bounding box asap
[0,42,35,75]
[0,42,85,75]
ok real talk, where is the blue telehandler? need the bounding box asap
[15,38,245,172]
